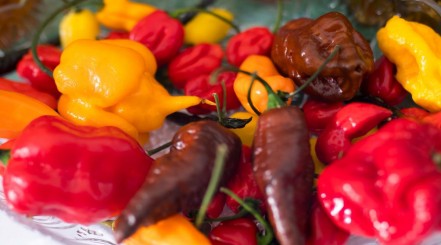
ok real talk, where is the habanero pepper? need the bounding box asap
[105,31,130,40]
[206,192,227,219]
[209,218,259,245]
[16,44,61,98]
[318,118,441,244]
[3,115,154,224]
[302,98,344,135]
[0,78,57,109]
[168,43,224,89]
[129,10,184,66]
[59,8,99,48]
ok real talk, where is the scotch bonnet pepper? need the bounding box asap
[3,115,154,224]
[54,39,201,141]
[377,16,441,112]
[318,118,441,244]
[59,9,99,48]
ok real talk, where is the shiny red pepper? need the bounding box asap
[129,10,184,66]
[315,102,392,164]
[400,107,430,120]
[16,44,61,98]
[226,27,273,67]
[209,218,258,245]
[206,192,226,219]
[0,78,57,109]
[168,43,224,89]
[302,98,344,134]
[225,145,265,213]
[105,31,129,39]
[362,56,408,106]
[184,71,241,115]
[318,118,441,244]
[2,115,153,224]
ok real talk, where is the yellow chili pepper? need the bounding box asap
[123,214,211,245]
[184,8,234,45]
[229,111,258,146]
[233,55,295,115]
[59,9,100,48]
[0,90,59,139]
[309,136,325,176]
[54,39,201,142]
[96,0,156,31]
[377,16,441,112]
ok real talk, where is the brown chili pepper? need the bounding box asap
[252,106,315,245]
[271,12,374,102]
[114,120,242,242]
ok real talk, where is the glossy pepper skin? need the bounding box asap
[59,9,99,48]
[114,120,242,242]
[252,106,314,245]
[377,16,441,112]
[210,218,259,245]
[226,27,273,67]
[54,39,201,141]
[0,78,57,109]
[16,44,61,98]
[206,192,227,219]
[318,118,441,244]
[130,10,184,66]
[362,56,408,106]
[3,116,153,224]
[184,71,240,115]
[302,98,344,134]
[315,102,392,164]
[271,12,374,102]
[168,43,224,89]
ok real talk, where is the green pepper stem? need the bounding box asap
[0,150,10,167]
[146,141,172,156]
[221,187,274,245]
[432,152,441,168]
[195,144,228,228]
[272,0,283,33]
[247,73,262,115]
[213,93,224,124]
[170,7,241,34]
[205,208,249,222]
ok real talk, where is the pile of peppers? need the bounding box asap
[2,0,441,245]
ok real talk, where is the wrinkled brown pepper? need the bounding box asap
[114,120,242,242]
[271,12,374,102]
[252,106,314,245]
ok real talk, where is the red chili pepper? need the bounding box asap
[362,56,408,106]
[302,98,344,134]
[206,192,226,219]
[184,71,241,115]
[315,102,392,164]
[16,44,61,98]
[168,43,224,89]
[209,218,258,245]
[226,27,273,67]
[318,118,441,244]
[105,31,130,39]
[0,78,57,109]
[400,107,430,120]
[129,10,184,66]
[225,145,265,213]
[2,115,153,224]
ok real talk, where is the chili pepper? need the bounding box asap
[184,71,240,115]
[226,27,273,67]
[129,10,184,66]
[210,218,259,245]
[362,56,408,106]
[59,8,99,48]
[318,118,441,244]
[0,78,57,109]
[229,111,257,146]
[114,120,242,242]
[271,12,374,102]
[315,102,392,164]
[53,39,201,141]
[302,98,344,134]
[96,0,156,31]
[184,8,234,45]
[206,192,226,219]
[309,137,325,177]
[253,106,315,245]
[0,90,58,139]
[16,44,61,98]
[168,43,224,89]
[123,214,211,245]
[233,55,295,115]
[3,115,153,224]
[226,145,265,213]
[400,107,430,120]
[105,31,129,39]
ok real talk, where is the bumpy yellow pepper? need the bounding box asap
[96,0,156,31]
[123,214,211,245]
[229,111,257,146]
[59,9,99,48]
[377,16,441,112]
[184,8,234,44]
[54,39,201,141]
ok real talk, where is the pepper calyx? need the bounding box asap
[0,150,10,166]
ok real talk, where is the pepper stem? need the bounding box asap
[146,141,172,156]
[0,150,10,166]
[432,152,441,168]
[272,0,283,33]
[195,144,228,228]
